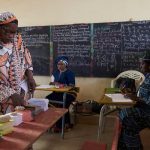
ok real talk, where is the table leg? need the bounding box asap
[97,105,107,140]
[61,92,66,139]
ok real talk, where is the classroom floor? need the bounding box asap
[32,114,150,150]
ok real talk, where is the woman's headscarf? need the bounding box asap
[0,12,17,25]
[56,56,69,66]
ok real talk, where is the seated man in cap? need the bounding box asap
[118,51,150,150]
[46,56,76,131]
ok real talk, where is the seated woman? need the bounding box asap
[46,56,76,131]
[118,52,150,150]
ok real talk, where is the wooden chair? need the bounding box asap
[81,116,121,150]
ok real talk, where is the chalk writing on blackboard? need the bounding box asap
[19,21,150,77]
[19,26,50,75]
[51,24,92,76]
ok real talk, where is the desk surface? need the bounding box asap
[0,108,67,150]
[35,85,73,92]
[100,94,135,106]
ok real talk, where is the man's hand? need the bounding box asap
[124,93,139,101]
[121,87,138,101]
[10,93,25,107]
[121,87,132,94]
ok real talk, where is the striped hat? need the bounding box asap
[0,12,17,25]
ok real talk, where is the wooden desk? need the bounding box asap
[98,93,135,140]
[100,94,135,106]
[35,86,73,92]
[0,108,67,150]
[35,85,73,138]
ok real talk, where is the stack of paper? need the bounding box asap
[9,113,23,126]
[28,98,49,111]
[0,120,13,135]
[105,93,132,102]
[36,85,55,89]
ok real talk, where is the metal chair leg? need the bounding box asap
[97,105,107,140]
[61,92,66,139]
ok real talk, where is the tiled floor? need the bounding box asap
[33,115,150,150]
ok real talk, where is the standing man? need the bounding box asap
[0,12,36,113]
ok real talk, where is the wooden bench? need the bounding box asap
[80,116,120,150]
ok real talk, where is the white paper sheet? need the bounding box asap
[36,85,55,89]
[20,80,28,93]
[28,98,49,111]
[105,93,132,102]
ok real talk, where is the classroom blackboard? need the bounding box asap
[92,21,149,77]
[51,24,92,76]
[19,21,150,77]
[19,26,50,75]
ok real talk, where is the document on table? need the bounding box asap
[105,93,132,102]
[36,85,55,89]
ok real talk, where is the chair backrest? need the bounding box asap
[111,70,145,89]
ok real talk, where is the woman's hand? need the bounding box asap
[25,69,36,94]
[27,77,36,94]
[49,82,55,85]
[10,93,25,107]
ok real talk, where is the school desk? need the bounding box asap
[0,107,67,150]
[35,85,73,138]
[98,91,135,140]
